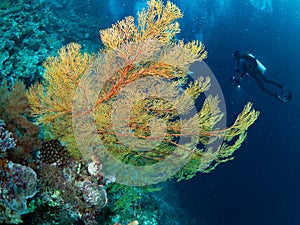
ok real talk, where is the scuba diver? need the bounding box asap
[231,50,292,103]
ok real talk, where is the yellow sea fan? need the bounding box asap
[100,0,183,50]
[137,0,183,42]
[27,0,259,176]
[27,43,94,124]
[100,16,138,49]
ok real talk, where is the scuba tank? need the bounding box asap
[248,53,267,74]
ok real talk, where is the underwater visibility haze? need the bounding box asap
[0,0,299,224]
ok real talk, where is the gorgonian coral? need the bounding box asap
[27,0,259,184]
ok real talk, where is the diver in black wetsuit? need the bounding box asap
[231,50,292,103]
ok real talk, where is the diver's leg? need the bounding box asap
[253,76,279,99]
[258,75,292,102]
[262,76,284,90]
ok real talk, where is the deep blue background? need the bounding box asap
[87,0,300,224]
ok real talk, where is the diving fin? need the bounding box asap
[278,91,292,103]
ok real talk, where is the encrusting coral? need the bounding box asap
[27,0,259,185]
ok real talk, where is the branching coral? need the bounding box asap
[27,0,259,185]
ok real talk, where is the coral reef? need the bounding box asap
[0,0,55,86]
[0,0,102,87]
[0,80,39,223]
[0,79,40,166]
[0,160,37,223]
[1,0,259,224]
[35,151,109,224]
[0,119,16,158]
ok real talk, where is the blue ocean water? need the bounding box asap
[1,0,299,224]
